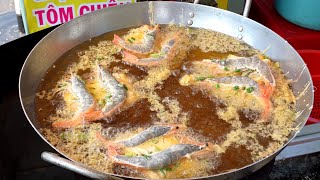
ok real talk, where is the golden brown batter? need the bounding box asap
[35,25,296,179]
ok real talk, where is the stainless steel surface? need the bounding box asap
[41,152,122,180]
[243,0,252,17]
[19,1,314,179]
[276,123,320,161]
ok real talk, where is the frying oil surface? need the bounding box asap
[35,25,296,179]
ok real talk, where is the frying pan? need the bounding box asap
[19,1,313,179]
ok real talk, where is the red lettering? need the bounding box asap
[103,4,107,8]
[59,7,74,23]
[108,3,117,7]
[47,8,58,25]
[90,5,95,11]
[97,4,102,10]
[34,10,45,26]
[79,6,90,16]
[110,0,116,2]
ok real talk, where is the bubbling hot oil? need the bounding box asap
[35,25,296,179]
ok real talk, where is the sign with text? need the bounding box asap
[21,0,135,34]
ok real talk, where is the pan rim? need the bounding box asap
[18,1,313,179]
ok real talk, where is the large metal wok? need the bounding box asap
[19,1,313,179]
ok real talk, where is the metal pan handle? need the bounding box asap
[242,0,252,17]
[41,152,123,180]
[193,0,252,17]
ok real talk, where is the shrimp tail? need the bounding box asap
[260,98,272,122]
[263,84,275,98]
[191,143,224,159]
[259,83,274,122]
[52,105,102,128]
[52,115,83,128]
[179,135,204,146]
[83,110,104,121]
[122,51,139,64]
[112,34,124,47]
[96,132,122,157]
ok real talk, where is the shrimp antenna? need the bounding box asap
[261,44,271,55]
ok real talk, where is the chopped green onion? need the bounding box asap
[96,56,103,61]
[196,76,206,81]
[244,70,254,77]
[151,138,159,144]
[150,52,166,58]
[155,146,161,151]
[211,60,216,63]
[127,38,133,43]
[235,69,241,72]
[60,132,67,140]
[124,152,135,157]
[216,84,220,89]
[122,84,128,90]
[118,84,128,90]
[246,87,254,93]
[131,37,136,40]
[78,133,88,143]
[150,53,160,58]
[98,99,106,106]
[159,167,172,177]
[224,67,229,71]
[160,169,166,177]
[146,33,153,37]
[105,95,112,103]
[58,83,67,88]
[76,75,85,84]
[233,85,239,90]
[141,154,151,160]
[242,86,246,90]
